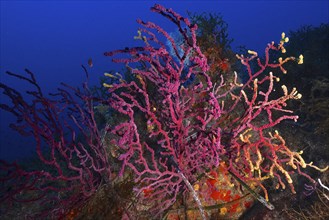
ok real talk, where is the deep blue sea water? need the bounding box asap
[1,1,328,161]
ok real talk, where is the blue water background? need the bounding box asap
[0,0,328,161]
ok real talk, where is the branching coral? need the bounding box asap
[0,4,327,219]
[103,4,327,218]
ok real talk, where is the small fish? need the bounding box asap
[88,58,93,67]
[219,59,230,72]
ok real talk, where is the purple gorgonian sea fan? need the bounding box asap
[103,3,328,218]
